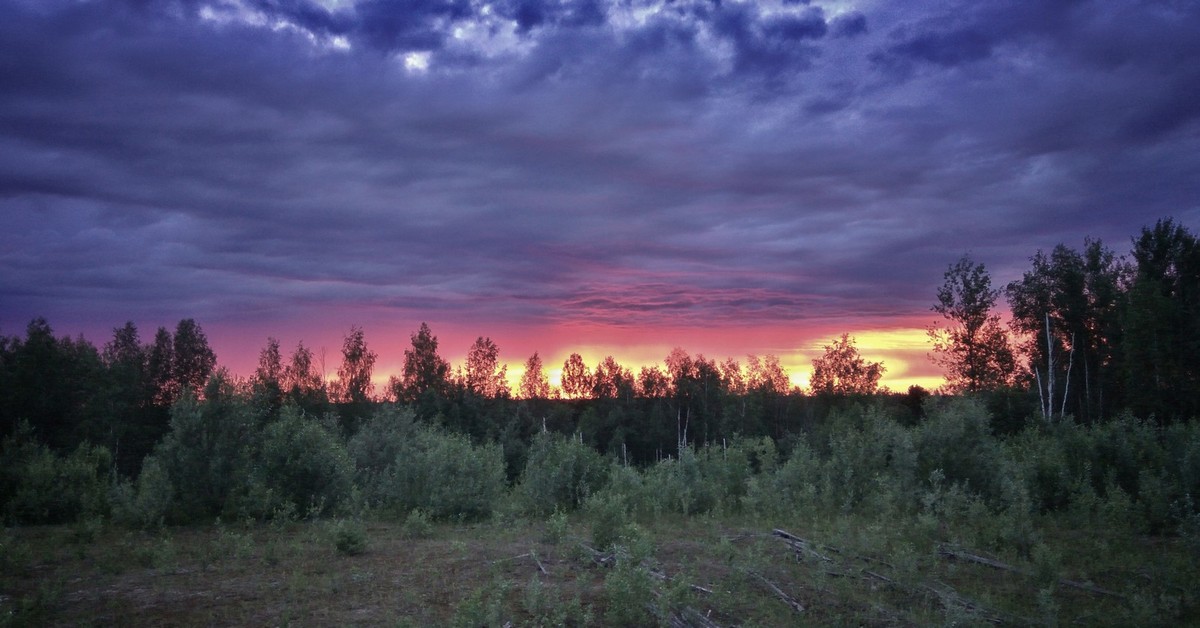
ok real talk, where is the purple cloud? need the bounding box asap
[0,0,1197,369]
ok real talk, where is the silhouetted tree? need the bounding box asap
[518,352,551,399]
[282,341,326,410]
[810,334,884,395]
[172,319,216,399]
[102,321,147,414]
[747,354,790,395]
[392,322,450,404]
[0,319,104,450]
[592,356,633,400]
[101,322,160,473]
[146,327,176,405]
[334,326,376,404]
[719,358,746,396]
[637,365,670,398]
[463,336,509,398]
[561,353,592,399]
[929,255,1016,393]
[1122,219,1200,422]
[1006,241,1124,421]
[252,337,284,412]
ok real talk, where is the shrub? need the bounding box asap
[1007,427,1073,513]
[915,399,1005,504]
[110,455,173,529]
[747,435,821,517]
[603,550,655,626]
[517,431,609,515]
[332,519,368,555]
[347,406,418,504]
[602,464,652,517]
[152,378,262,522]
[401,508,433,539]
[256,405,354,517]
[543,507,569,545]
[696,438,761,514]
[643,447,713,515]
[587,492,630,551]
[824,406,917,512]
[355,415,506,521]
[451,580,510,628]
[1,423,111,524]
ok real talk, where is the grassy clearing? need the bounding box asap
[2,509,1194,627]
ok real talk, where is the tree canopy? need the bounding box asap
[810,334,885,396]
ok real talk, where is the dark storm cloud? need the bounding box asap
[1,0,1197,344]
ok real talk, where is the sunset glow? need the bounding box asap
[2,0,1196,395]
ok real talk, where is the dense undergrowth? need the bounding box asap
[3,393,1200,625]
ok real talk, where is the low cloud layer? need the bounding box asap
[2,0,1197,379]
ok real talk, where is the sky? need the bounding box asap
[2,0,1198,393]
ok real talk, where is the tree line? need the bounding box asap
[0,218,1196,476]
[929,217,1199,424]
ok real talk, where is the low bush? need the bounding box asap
[110,455,173,529]
[255,405,354,517]
[355,415,506,521]
[586,492,630,551]
[331,518,368,555]
[915,399,1005,505]
[401,508,433,539]
[517,431,609,515]
[152,378,262,522]
[1,423,111,524]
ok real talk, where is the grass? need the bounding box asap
[1,510,1196,626]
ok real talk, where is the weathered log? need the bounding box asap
[772,528,833,563]
[748,570,805,614]
[938,545,1125,599]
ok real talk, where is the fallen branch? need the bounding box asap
[531,551,548,576]
[772,528,833,563]
[493,551,548,575]
[748,570,805,614]
[920,581,1005,625]
[648,569,715,595]
[579,543,614,567]
[938,545,1125,599]
[863,569,895,585]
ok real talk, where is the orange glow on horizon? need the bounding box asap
[360,325,946,397]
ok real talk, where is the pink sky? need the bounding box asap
[202,315,947,395]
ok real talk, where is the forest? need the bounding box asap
[1,218,1198,626]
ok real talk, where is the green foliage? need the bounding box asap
[347,405,418,502]
[586,491,630,551]
[400,508,433,539]
[256,405,354,517]
[1,423,111,524]
[517,431,609,515]
[621,438,765,517]
[109,455,172,529]
[331,518,368,556]
[152,377,261,522]
[521,575,592,627]
[352,407,505,521]
[451,579,510,628]
[746,435,821,517]
[822,407,918,512]
[603,546,655,626]
[643,446,712,515]
[915,399,1007,504]
[543,507,569,545]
